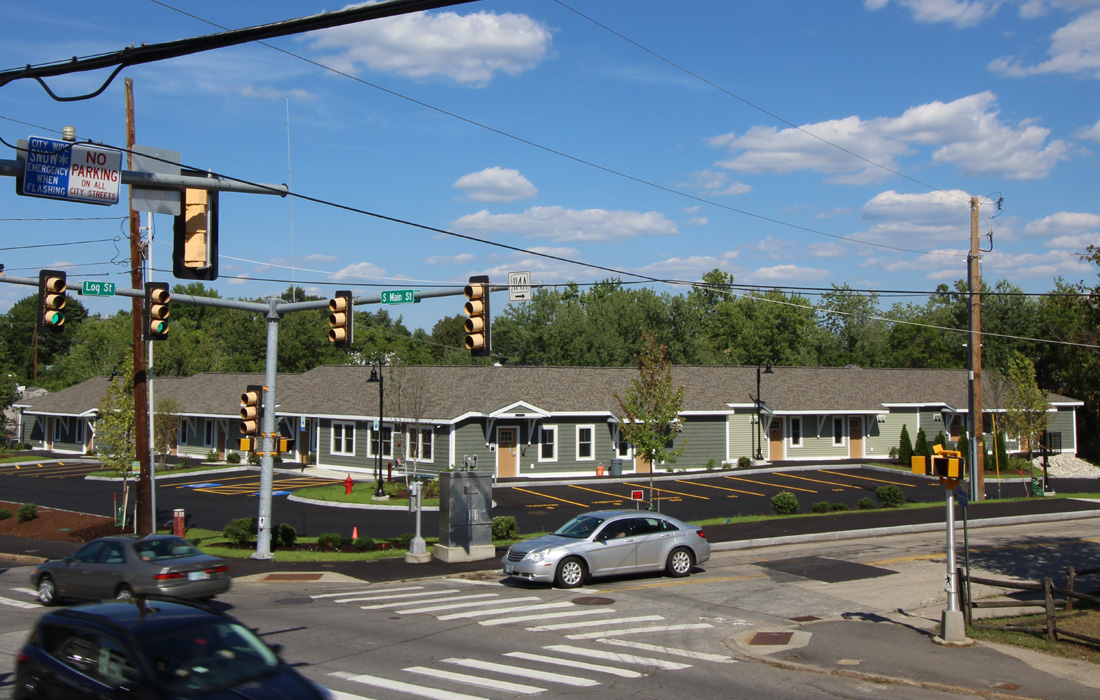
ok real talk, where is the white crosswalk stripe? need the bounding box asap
[405,666,546,694]
[504,651,646,678]
[312,585,424,600]
[481,607,618,627]
[436,600,574,621]
[566,622,713,640]
[442,657,600,686]
[324,689,376,700]
[596,637,738,663]
[542,644,693,670]
[526,614,664,631]
[394,594,517,615]
[0,594,39,609]
[329,670,488,700]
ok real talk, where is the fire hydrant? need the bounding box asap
[344,474,353,494]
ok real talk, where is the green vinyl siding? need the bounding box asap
[675,416,727,468]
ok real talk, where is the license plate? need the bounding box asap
[187,571,209,581]
[504,564,513,574]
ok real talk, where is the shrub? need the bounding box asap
[812,501,831,513]
[771,492,799,515]
[492,515,519,540]
[273,523,297,548]
[1008,456,1032,473]
[898,424,913,467]
[316,532,343,549]
[394,532,416,548]
[0,509,11,520]
[831,502,849,511]
[305,452,316,466]
[705,458,719,471]
[933,431,948,450]
[222,517,257,545]
[876,484,905,508]
[353,536,375,551]
[418,477,440,498]
[205,450,219,463]
[914,428,931,461]
[857,497,876,510]
[247,452,261,465]
[737,456,752,468]
[226,452,241,464]
[17,503,38,523]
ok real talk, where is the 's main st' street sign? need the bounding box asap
[20,136,122,206]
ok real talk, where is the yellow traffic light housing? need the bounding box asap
[464,275,491,357]
[173,187,219,281]
[37,269,67,333]
[143,282,171,341]
[327,290,354,348]
[240,385,263,440]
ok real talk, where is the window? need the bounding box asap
[179,419,189,445]
[331,421,355,456]
[790,418,802,447]
[52,418,64,442]
[370,426,393,458]
[540,426,557,461]
[203,419,215,447]
[406,428,433,462]
[75,420,85,445]
[833,417,845,447]
[577,425,594,461]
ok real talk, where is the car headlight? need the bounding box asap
[527,549,549,562]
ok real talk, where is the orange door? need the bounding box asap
[848,417,863,459]
[497,427,518,478]
[768,418,783,461]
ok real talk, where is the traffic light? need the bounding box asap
[37,270,67,333]
[327,290,354,348]
[143,282,171,341]
[911,445,964,478]
[173,187,219,280]
[464,275,491,357]
[239,385,263,451]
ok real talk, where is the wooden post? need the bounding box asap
[1043,577,1057,641]
[1065,566,1076,612]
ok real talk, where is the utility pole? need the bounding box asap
[126,79,152,534]
[968,197,985,501]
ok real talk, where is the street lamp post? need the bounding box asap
[366,361,388,499]
[755,362,774,461]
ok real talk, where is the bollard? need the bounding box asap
[344,474,354,494]
[173,509,185,537]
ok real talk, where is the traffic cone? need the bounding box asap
[352,526,359,540]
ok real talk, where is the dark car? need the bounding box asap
[13,597,333,699]
[30,534,231,605]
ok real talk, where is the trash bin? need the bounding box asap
[1031,477,1042,497]
[609,458,623,477]
[596,465,605,477]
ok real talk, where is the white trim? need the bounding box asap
[789,417,803,448]
[832,416,845,447]
[576,424,596,461]
[331,420,355,457]
[538,424,558,463]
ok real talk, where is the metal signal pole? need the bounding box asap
[968,197,984,502]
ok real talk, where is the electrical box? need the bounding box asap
[435,470,493,562]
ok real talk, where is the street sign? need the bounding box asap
[380,289,418,304]
[80,281,116,297]
[630,490,644,500]
[19,136,122,206]
[508,271,531,302]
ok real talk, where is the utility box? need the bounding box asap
[433,470,494,563]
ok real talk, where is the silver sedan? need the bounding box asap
[503,510,710,588]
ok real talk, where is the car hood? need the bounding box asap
[511,534,585,554]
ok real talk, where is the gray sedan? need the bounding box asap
[30,534,231,605]
[503,510,710,588]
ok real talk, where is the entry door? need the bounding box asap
[497,427,519,478]
[768,418,783,461]
[848,417,863,459]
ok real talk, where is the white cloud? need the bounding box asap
[1076,119,1100,141]
[1046,232,1100,248]
[864,0,1004,28]
[305,8,551,86]
[424,253,477,265]
[451,206,679,243]
[332,261,387,281]
[752,264,830,283]
[684,169,752,195]
[1023,211,1100,235]
[687,216,709,227]
[708,92,1069,181]
[990,9,1100,78]
[853,190,974,249]
[235,85,314,101]
[453,167,538,202]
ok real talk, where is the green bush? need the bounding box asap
[17,503,38,523]
[226,452,241,464]
[394,532,416,548]
[898,425,913,467]
[831,502,849,511]
[1007,456,1032,473]
[771,492,799,515]
[353,536,375,552]
[705,459,719,471]
[222,517,257,545]
[272,523,297,548]
[914,428,931,461]
[205,450,218,463]
[491,515,519,540]
[812,501,831,513]
[876,484,905,508]
[0,509,12,520]
[857,497,876,510]
[247,452,261,466]
[416,477,440,498]
[316,532,343,548]
[737,456,752,468]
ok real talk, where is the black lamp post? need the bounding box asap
[366,361,387,498]
[755,362,774,461]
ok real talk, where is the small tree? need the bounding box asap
[956,432,970,475]
[933,430,948,449]
[153,398,181,470]
[97,357,136,526]
[1002,352,1050,460]
[914,428,931,461]
[615,330,686,508]
[898,425,913,466]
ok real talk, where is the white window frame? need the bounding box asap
[52,417,65,442]
[74,420,85,445]
[616,430,634,459]
[369,425,393,459]
[406,427,434,463]
[833,417,845,447]
[576,424,595,461]
[331,421,355,456]
[539,425,558,462]
[203,418,215,448]
[790,417,803,448]
[179,418,189,445]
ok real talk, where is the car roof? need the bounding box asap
[39,599,228,640]
[579,510,680,521]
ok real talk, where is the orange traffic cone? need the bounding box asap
[352,526,359,540]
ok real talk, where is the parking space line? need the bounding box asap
[776,473,859,489]
[511,487,588,508]
[674,479,763,497]
[567,484,630,502]
[722,476,817,493]
[820,469,919,488]
[623,482,709,500]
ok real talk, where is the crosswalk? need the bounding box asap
[311,580,740,699]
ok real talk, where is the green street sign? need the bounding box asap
[81,281,116,296]
[381,289,418,304]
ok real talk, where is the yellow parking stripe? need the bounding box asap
[723,475,817,493]
[623,482,709,500]
[511,487,588,508]
[776,473,858,488]
[567,484,635,502]
[820,469,918,488]
[674,479,762,498]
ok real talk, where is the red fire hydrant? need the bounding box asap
[344,474,353,494]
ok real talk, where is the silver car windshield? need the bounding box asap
[553,515,605,539]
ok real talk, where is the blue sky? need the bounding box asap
[2,0,1099,333]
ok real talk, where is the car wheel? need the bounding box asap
[37,575,57,606]
[115,585,134,600]
[554,557,587,589]
[666,547,694,578]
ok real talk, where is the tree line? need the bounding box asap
[4,258,1099,457]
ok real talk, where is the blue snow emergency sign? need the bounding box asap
[20,136,122,206]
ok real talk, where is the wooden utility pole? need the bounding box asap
[968,196,985,500]
[126,78,152,534]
